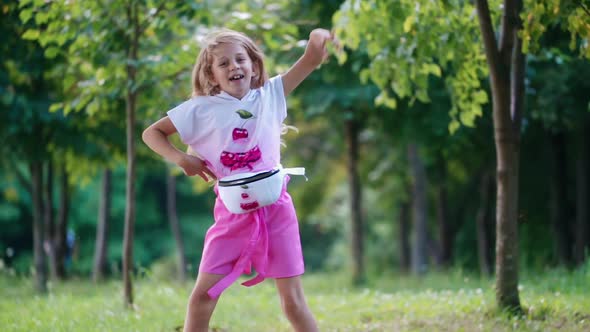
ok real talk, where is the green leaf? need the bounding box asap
[44,47,59,59]
[236,109,253,119]
[422,63,442,77]
[49,103,63,113]
[375,91,397,109]
[86,100,100,115]
[448,119,460,134]
[19,9,33,24]
[403,15,415,33]
[473,90,488,104]
[21,29,40,40]
[35,11,49,25]
[19,0,33,8]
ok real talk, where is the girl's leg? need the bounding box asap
[183,272,225,332]
[275,276,318,332]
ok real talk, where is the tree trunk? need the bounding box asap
[166,172,187,282]
[43,161,57,280]
[345,119,365,285]
[54,163,69,279]
[398,201,411,272]
[30,161,47,293]
[549,131,572,266]
[436,183,452,268]
[407,143,428,275]
[93,169,112,282]
[476,0,523,311]
[476,170,493,276]
[123,3,139,307]
[574,126,589,265]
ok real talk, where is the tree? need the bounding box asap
[166,169,187,282]
[474,0,525,311]
[93,169,111,282]
[334,0,590,311]
[1,0,70,292]
[20,0,202,306]
[524,6,590,265]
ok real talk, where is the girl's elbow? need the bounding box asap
[141,126,153,144]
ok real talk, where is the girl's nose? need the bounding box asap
[229,60,240,70]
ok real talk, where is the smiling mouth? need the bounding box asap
[229,74,245,81]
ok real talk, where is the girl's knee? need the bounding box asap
[188,289,216,312]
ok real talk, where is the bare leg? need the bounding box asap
[183,272,225,332]
[275,276,318,332]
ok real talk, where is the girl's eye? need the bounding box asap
[237,58,245,63]
[219,62,228,67]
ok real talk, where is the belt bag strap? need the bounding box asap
[281,166,306,178]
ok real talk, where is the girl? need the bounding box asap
[142,28,336,332]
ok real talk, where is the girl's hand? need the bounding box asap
[177,154,217,182]
[281,28,340,96]
[305,29,339,67]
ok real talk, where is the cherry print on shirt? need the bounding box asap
[220,145,262,171]
[232,109,255,141]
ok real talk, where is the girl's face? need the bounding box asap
[210,43,257,99]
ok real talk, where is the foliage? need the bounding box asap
[521,0,590,58]
[333,0,496,133]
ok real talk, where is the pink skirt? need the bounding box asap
[198,179,305,298]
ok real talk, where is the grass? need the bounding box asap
[0,268,589,331]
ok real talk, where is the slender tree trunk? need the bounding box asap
[549,132,572,266]
[398,201,411,272]
[54,163,69,279]
[574,126,589,265]
[436,183,452,268]
[476,170,493,276]
[476,0,524,311]
[166,172,187,282]
[426,231,442,267]
[94,169,112,282]
[345,119,365,285]
[123,3,139,307]
[30,161,47,293]
[43,161,57,280]
[408,143,428,275]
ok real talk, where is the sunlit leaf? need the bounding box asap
[21,29,40,40]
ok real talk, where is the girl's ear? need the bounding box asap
[253,60,262,78]
[208,72,219,87]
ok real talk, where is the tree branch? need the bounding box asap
[475,0,504,86]
[135,67,187,94]
[499,0,518,66]
[139,2,167,36]
[510,0,525,133]
[98,0,127,34]
[9,158,32,195]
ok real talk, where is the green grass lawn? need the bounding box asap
[1,268,589,331]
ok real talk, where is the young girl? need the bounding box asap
[142,28,336,332]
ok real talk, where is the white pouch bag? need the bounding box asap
[217,166,305,214]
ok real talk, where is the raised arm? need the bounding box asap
[281,29,336,96]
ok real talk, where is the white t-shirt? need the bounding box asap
[167,75,287,179]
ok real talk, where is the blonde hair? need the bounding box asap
[192,29,269,97]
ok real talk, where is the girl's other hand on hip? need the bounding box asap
[178,154,217,182]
